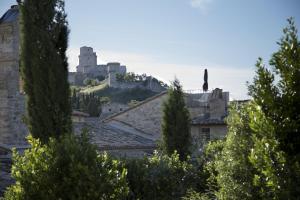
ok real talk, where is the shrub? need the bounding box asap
[182,189,210,200]
[4,132,128,200]
[125,151,206,200]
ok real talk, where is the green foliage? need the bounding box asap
[19,0,72,143]
[182,189,210,200]
[248,18,300,198]
[116,72,168,88]
[161,79,191,160]
[204,103,259,200]
[203,139,224,195]
[71,91,101,117]
[125,152,206,200]
[203,18,300,200]
[247,104,290,199]
[248,17,300,157]
[93,87,158,104]
[116,72,147,82]
[84,78,100,86]
[4,133,128,200]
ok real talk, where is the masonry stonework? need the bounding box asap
[0,6,27,147]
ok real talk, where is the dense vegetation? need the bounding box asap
[89,86,158,104]
[200,18,300,199]
[71,89,102,117]
[116,72,168,88]
[125,152,207,200]
[4,133,128,200]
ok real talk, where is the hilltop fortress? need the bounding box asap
[68,46,166,93]
[68,46,126,86]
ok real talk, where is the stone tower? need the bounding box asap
[0,6,27,147]
[107,62,123,88]
[76,46,97,73]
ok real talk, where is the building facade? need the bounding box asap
[0,5,27,148]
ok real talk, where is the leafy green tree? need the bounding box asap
[205,103,259,200]
[203,139,225,197]
[161,79,191,160]
[248,18,300,198]
[248,103,289,199]
[19,0,71,142]
[4,133,128,200]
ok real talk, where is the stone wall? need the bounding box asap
[0,8,27,147]
[191,125,227,141]
[108,77,166,93]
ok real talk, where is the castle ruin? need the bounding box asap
[68,46,126,86]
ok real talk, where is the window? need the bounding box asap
[201,128,210,142]
[120,108,123,111]
[108,108,111,112]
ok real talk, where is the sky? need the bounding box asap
[1,0,300,99]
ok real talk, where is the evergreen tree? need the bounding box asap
[19,0,72,143]
[161,79,191,160]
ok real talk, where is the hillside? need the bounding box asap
[76,83,160,104]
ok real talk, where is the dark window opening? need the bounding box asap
[201,128,210,142]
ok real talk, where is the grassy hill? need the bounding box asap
[77,83,160,104]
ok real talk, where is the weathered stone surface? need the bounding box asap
[0,7,27,147]
[104,92,168,140]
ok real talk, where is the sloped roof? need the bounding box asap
[73,118,156,150]
[103,91,168,122]
[0,5,19,24]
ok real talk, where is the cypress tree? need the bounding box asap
[202,69,208,92]
[19,0,72,143]
[161,79,191,160]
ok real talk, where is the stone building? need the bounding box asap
[0,5,27,148]
[0,6,28,194]
[78,88,229,157]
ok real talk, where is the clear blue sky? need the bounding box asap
[1,0,299,99]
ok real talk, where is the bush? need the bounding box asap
[182,189,210,200]
[125,151,206,200]
[4,132,128,200]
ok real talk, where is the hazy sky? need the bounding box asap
[1,0,300,99]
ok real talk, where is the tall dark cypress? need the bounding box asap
[19,0,72,143]
[161,79,191,160]
[202,69,208,92]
